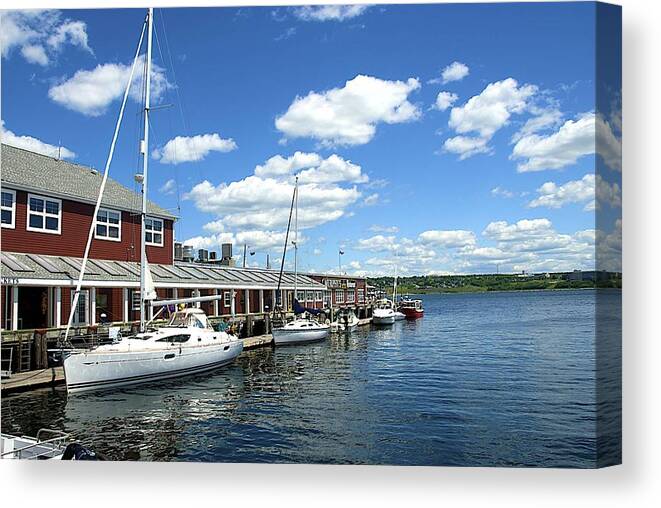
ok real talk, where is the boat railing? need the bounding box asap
[1,429,69,460]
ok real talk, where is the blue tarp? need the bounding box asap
[293,299,322,316]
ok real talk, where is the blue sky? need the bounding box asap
[1,3,622,275]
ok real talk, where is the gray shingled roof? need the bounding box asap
[1,144,176,219]
[0,251,325,290]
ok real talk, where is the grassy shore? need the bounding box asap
[368,274,621,295]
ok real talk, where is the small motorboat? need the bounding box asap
[272,317,330,345]
[1,429,102,460]
[331,309,360,333]
[372,299,396,326]
[398,297,424,319]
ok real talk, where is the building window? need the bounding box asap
[323,291,332,307]
[27,193,61,234]
[224,291,231,307]
[315,291,323,302]
[306,290,314,302]
[347,291,355,304]
[296,290,306,302]
[357,289,365,303]
[335,289,344,304]
[145,217,164,246]
[1,189,16,229]
[95,208,122,241]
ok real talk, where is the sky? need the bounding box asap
[1,3,622,276]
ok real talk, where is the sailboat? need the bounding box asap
[62,9,242,394]
[272,177,330,345]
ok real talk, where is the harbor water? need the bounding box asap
[1,289,621,467]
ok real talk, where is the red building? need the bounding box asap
[0,144,328,331]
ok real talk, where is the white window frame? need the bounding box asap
[1,188,16,229]
[335,289,345,304]
[145,216,164,247]
[346,291,356,304]
[323,290,332,307]
[94,207,122,242]
[315,291,323,302]
[357,289,365,303]
[26,193,62,235]
[306,290,314,302]
[224,291,231,307]
[296,290,306,302]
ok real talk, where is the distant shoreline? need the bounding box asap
[395,286,620,296]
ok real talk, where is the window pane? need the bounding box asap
[108,212,120,224]
[29,214,43,229]
[45,201,59,214]
[97,210,107,222]
[145,218,153,229]
[145,232,152,243]
[1,210,11,224]
[29,197,44,212]
[96,224,107,237]
[153,220,162,231]
[154,233,162,244]
[45,216,59,230]
[109,226,119,238]
[1,192,13,207]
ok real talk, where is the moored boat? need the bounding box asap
[64,308,242,393]
[372,299,396,325]
[272,317,330,345]
[398,297,424,319]
[331,308,360,333]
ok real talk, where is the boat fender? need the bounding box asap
[62,443,104,460]
[325,319,330,325]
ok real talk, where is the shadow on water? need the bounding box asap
[1,290,621,467]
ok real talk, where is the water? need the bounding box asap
[1,289,621,467]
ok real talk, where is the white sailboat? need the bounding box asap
[272,177,330,345]
[62,9,242,393]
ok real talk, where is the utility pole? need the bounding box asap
[243,243,247,268]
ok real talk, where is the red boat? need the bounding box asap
[398,298,424,319]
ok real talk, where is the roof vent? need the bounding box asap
[90,168,99,175]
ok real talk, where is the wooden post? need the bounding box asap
[230,289,236,317]
[246,314,254,337]
[11,286,19,331]
[259,289,264,314]
[55,287,62,328]
[214,289,219,316]
[245,289,250,315]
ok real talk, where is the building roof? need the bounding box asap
[1,251,325,290]
[1,144,176,220]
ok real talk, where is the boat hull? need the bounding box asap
[372,314,395,325]
[272,327,329,345]
[399,308,424,319]
[63,341,243,394]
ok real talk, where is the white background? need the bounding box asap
[1,1,659,506]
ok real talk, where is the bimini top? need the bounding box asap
[1,144,176,220]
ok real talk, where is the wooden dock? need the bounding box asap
[1,334,274,394]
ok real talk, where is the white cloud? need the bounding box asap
[1,120,76,159]
[293,5,370,22]
[159,178,177,195]
[527,174,596,210]
[511,108,563,143]
[152,133,237,165]
[595,174,622,209]
[511,112,596,172]
[369,225,399,234]
[275,74,421,146]
[20,44,48,66]
[418,230,476,248]
[443,135,491,159]
[1,10,91,65]
[429,61,469,84]
[449,78,537,138]
[491,186,515,198]
[362,193,379,206]
[298,154,368,184]
[443,78,537,159]
[596,113,622,172]
[254,152,321,178]
[596,219,621,272]
[432,91,458,111]
[483,218,554,242]
[48,55,172,116]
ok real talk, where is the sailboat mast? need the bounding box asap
[139,7,154,333]
[294,176,298,300]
